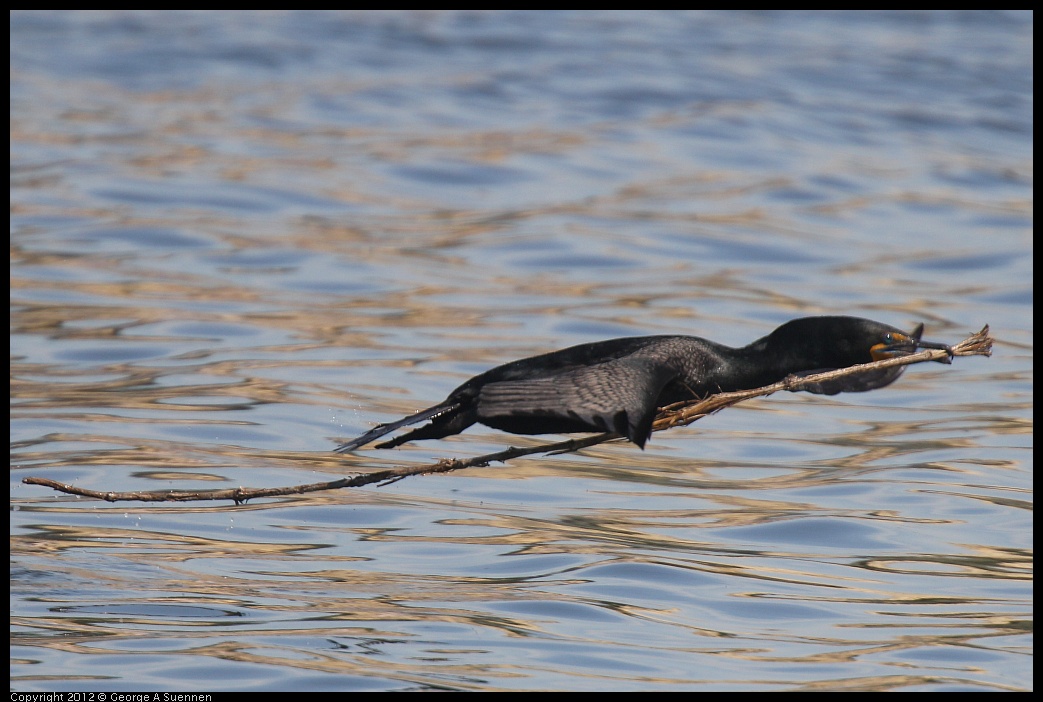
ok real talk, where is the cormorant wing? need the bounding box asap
[475,356,679,448]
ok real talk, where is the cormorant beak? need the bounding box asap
[909,338,955,363]
[871,325,954,364]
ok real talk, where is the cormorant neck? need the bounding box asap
[733,318,875,387]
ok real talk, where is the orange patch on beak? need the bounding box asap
[871,333,913,361]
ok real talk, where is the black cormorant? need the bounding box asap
[335,316,952,452]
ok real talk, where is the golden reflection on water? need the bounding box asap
[12,488,1030,689]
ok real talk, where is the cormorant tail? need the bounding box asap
[335,402,458,453]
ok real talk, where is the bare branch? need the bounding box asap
[20,326,992,503]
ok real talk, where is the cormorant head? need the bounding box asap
[760,316,954,394]
[868,323,953,364]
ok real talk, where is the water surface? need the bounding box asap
[11,10,1032,692]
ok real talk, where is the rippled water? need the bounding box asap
[11,10,1032,692]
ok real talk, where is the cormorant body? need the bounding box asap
[335,316,952,452]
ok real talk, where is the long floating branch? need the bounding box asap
[21,326,992,504]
